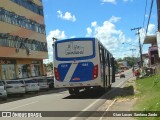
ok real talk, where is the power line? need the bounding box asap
[146,0,154,34]
[143,0,148,29]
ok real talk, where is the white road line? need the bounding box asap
[99,99,117,120]
[69,79,127,120]
[6,101,39,111]
[98,79,132,120]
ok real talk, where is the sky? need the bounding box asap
[42,0,158,63]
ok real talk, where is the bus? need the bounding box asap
[53,37,115,95]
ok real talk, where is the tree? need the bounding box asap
[46,62,53,72]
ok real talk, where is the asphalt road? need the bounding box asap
[0,69,133,120]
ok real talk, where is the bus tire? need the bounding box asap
[108,84,111,90]
[68,88,79,95]
[74,88,79,94]
[69,88,74,95]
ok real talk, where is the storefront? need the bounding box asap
[0,58,44,80]
[0,59,16,80]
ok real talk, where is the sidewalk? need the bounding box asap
[100,76,137,120]
[86,76,137,120]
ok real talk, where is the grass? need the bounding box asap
[133,75,160,120]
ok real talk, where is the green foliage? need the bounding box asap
[46,62,53,72]
[116,57,139,67]
[133,76,160,120]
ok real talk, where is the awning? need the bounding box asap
[143,35,157,44]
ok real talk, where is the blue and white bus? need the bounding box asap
[53,37,115,95]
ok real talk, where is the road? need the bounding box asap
[0,69,133,120]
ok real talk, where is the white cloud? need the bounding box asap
[86,16,131,56]
[101,0,116,4]
[109,16,121,23]
[57,10,76,22]
[101,0,133,4]
[91,21,97,27]
[123,0,134,2]
[43,29,67,63]
[86,27,92,37]
[147,24,156,35]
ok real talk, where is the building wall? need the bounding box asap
[0,0,44,24]
[0,22,46,42]
[0,0,48,79]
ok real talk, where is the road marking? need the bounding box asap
[6,101,39,111]
[69,78,128,120]
[99,99,117,120]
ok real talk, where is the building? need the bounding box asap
[0,0,48,80]
[143,35,160,67]
[118,61,129,70]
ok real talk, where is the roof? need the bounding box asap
[143,35,157,44]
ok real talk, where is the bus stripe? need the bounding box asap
[63,63,78,82]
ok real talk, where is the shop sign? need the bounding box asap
[0,59,16,64]
[32,61,40,64]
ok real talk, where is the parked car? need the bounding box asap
[21,78,40,93]
[0,81,7,100]
[33,77,49,91]
[47,76,54,89]
[2,80,25,96]
[120,73,125,78]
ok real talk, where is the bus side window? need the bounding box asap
[105,52,108,66]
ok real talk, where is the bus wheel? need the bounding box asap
[74,88,79,94]
[108,84,111,90]
[68,88,79,95]
[69,88,74,95]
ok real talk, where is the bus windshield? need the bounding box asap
[55,40,95,60]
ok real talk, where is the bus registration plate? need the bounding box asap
[72,77,80,80]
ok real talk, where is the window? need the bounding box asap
[31,64,41,77]
[0,33,48,52]
[0,8,45,34]
[11,0,44,16]
[18,64,31,78]
[2,64,16,80]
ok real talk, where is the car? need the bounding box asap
[2,80,25,96]
[21,78,40,93]
[120,73,125,78]
[33,77,49,91]
[47,76,54,89]
[0,81,7,100]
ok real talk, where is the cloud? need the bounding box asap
[57,10,76,22]
[123,0,134,2]
[109,16,121,23]
[86,27,92,37]
[91,21,97,27]
[147,24,156,35]
[101,0,116,4]
[86,16,131,57]
[43,29,67,63]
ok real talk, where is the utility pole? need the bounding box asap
[130,49,136,75]
[131,27,143,68]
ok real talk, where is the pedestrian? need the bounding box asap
[134,69,140,80]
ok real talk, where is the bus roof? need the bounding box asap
[54,37,113,57]
[55,37,96,42]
